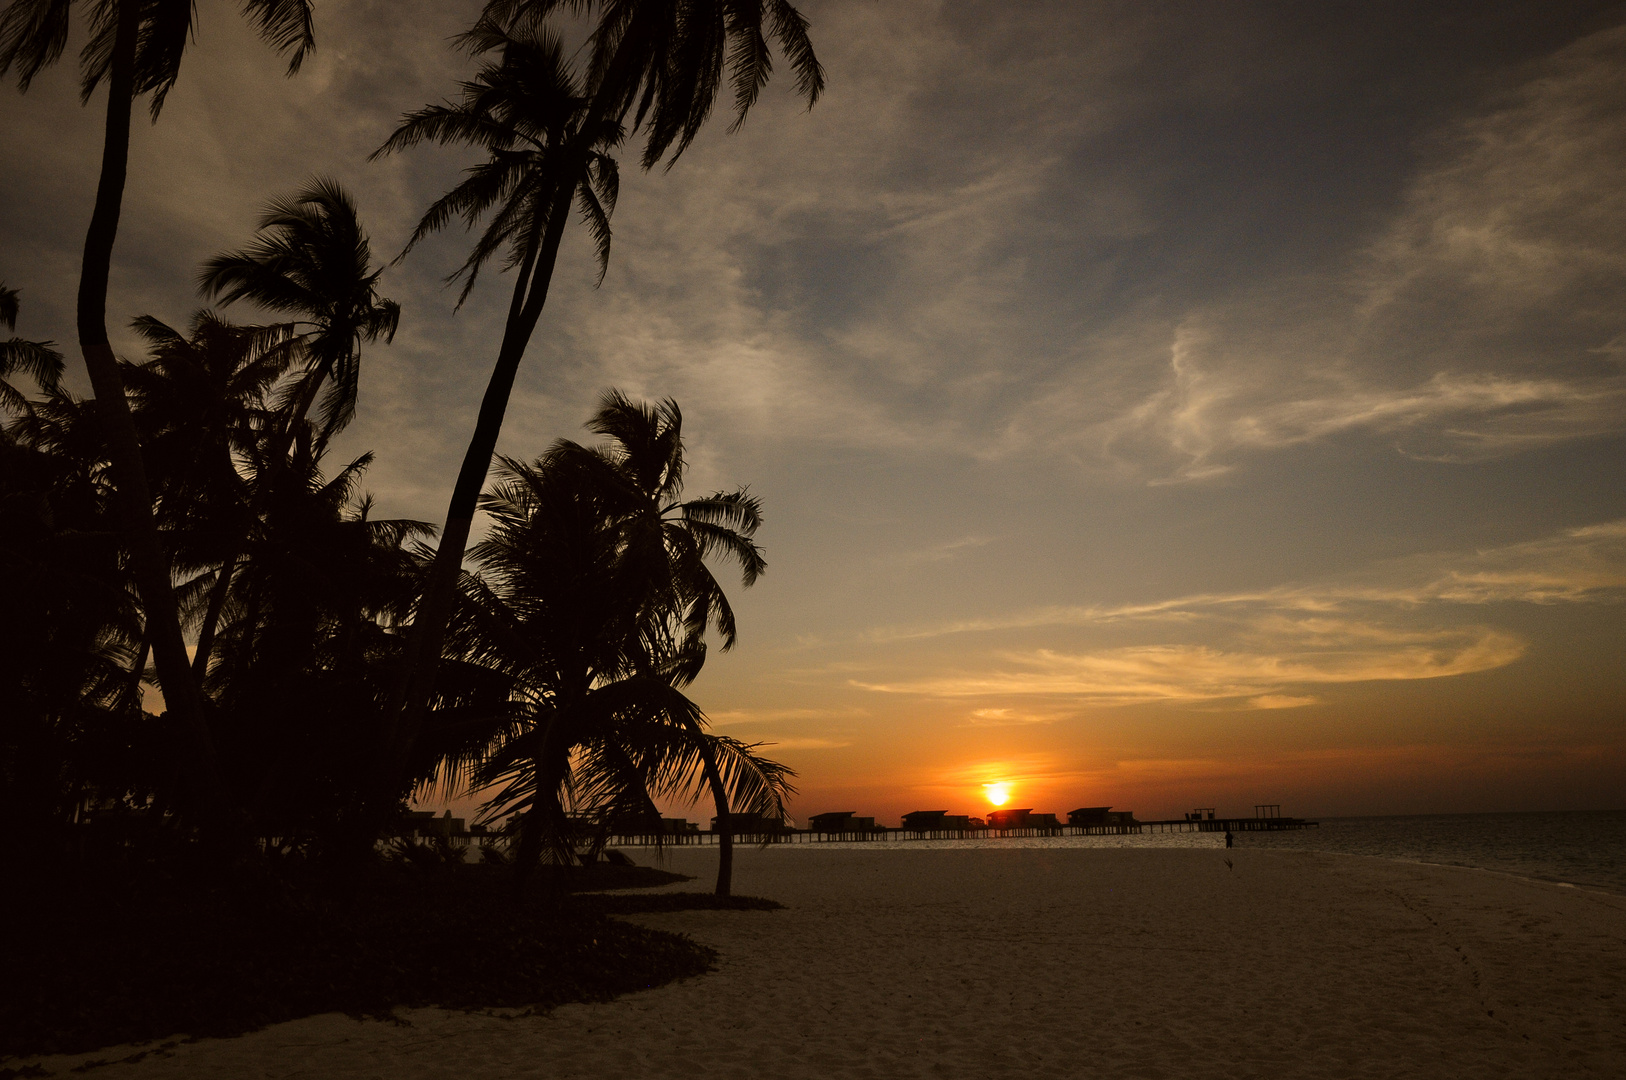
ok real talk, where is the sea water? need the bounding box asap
[1233,810,1626,894]
[735,810,1626,893]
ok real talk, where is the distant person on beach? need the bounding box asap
[1224,829,1234,848]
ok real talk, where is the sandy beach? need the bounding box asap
[11,845,1625,1079]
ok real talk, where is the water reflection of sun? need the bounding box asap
[984,782,1010,806]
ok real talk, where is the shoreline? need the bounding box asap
[617,829,1626,896]
[10,846,1625,1078]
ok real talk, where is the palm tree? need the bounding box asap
[203,433,431,855]
[1,0,317,824]
[199,178,400,454]
[0,284,64,414]
[430,390,779,893]
[552,390,767,892]
[122,312,299,677]
[485,0,825,169]
[378,0,821,793]
[565,390,765,649]
[189,181,399,678]
[370,19,622,795]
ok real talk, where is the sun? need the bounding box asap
[984,782,1010,806]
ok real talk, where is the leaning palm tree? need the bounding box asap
[1,0,317,821]
[379,0,822,798]
[199,178,400,454]
[0,284,64,414]
[371,20,621,791]
[485,0,825,169]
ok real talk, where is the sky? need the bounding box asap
[4,0,1625,824]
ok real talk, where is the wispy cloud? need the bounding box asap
[865,517,1626,643]
[963,706,1079,727]
[1090,24,1626,479]
[893,535,994,569]
[854,627,1524,705]
[706,706,870,727]
[754,737,852,751]
[1248,694,1317,710]
[850,518,1626,707]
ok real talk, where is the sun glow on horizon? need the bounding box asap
[984,782,1011,806]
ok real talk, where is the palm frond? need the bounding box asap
[0,0,72,93]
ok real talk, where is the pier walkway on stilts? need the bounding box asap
[602,805,1317,848]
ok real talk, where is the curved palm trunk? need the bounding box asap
[190,559,235,679]
[383,183,575,797]
[696,737,734,896]
[79,0,224,819]
[190,364,326,680]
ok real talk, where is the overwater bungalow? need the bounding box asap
[1068,807,1137,827]
[901,810,972,831]
[985,808,1062,833]
[900,810,973,837]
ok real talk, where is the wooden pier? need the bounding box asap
[602,815,1316,848]
[1137,816,1318,834]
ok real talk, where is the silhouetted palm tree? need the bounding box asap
[199,179,400,453]
[1,0,317,822]
[566,390,765,650]
[371,19,621,794]
[551,390,768,892]
[432,391,783,893]
[122,312,298,677]
[380,0,821,794]
[204,433,431,854]
[485,0,825,169]
[187,181,399,682]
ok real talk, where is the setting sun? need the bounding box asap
[984,782,1011,806]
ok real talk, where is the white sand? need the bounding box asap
[11,846,1626,1078]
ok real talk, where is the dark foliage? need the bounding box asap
[0,0,824,1063]
[426,390,790,893]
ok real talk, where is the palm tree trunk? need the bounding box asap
[124,636,151,709]
[78,0,225,819]
[189,356,332,685]
[696,737,734,897]
[191,559,235,679]
[191,363,320,683]
[383,183,575,797]
[511,713,568,891]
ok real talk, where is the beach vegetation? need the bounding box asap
[0,0,321,830]
[0,0,813,1052]
[426,391,792,895]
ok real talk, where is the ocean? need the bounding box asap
[1232,810,1626,894]
[728,810,1626,894]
